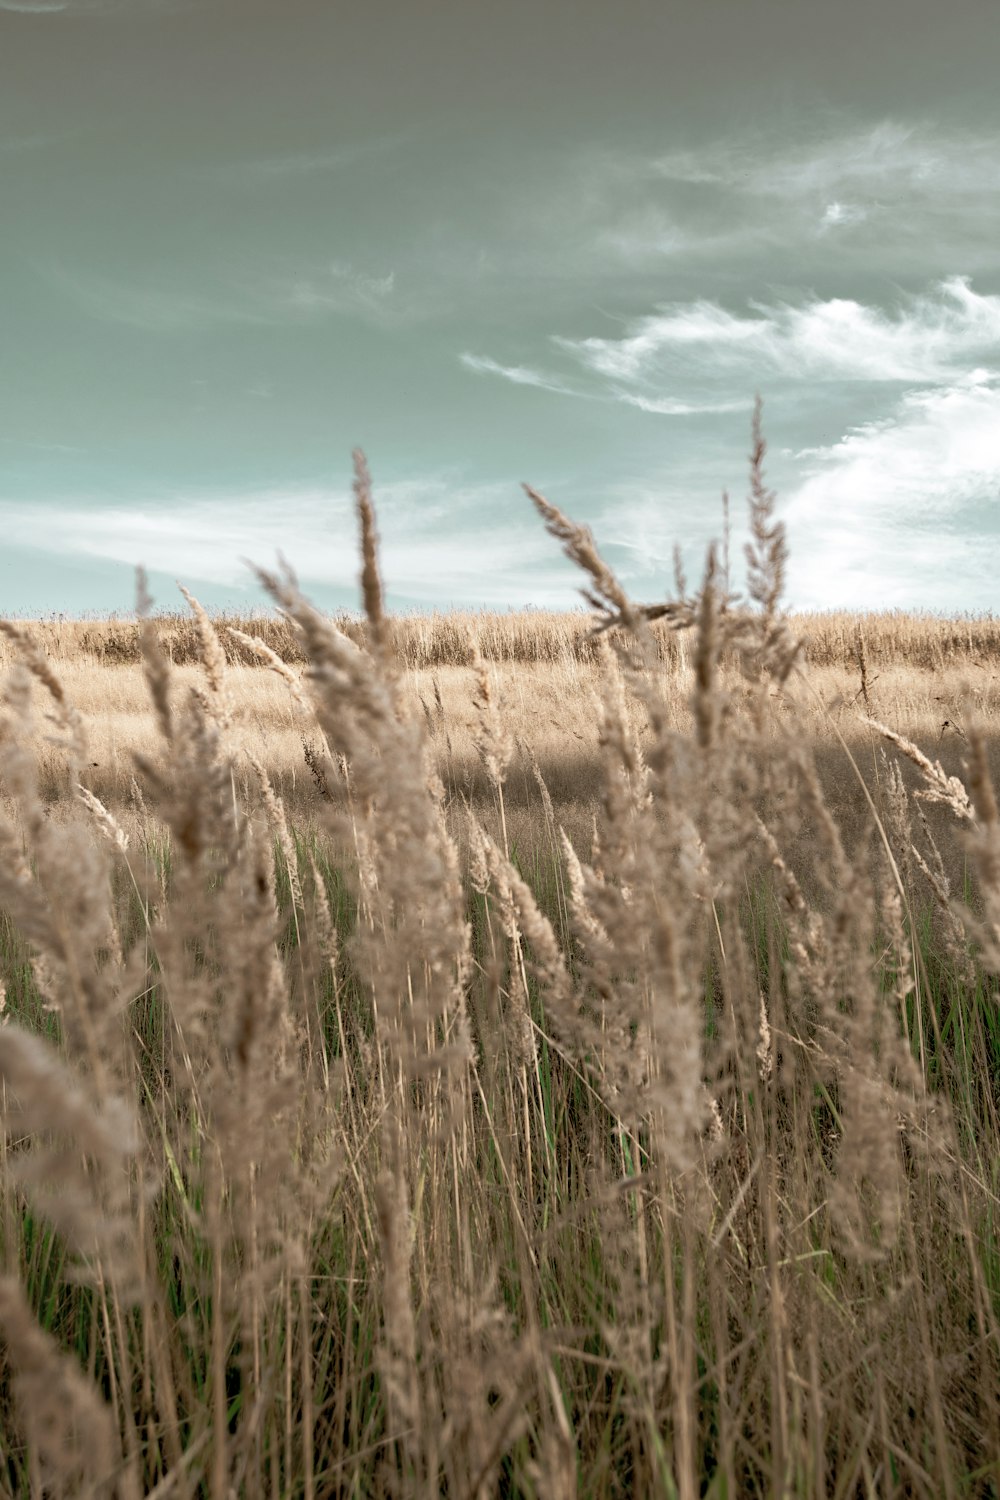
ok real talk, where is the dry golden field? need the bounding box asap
[4,601,997,894]
[0,426,997,1497]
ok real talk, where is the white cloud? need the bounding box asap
[649,118,1000,203]
[555,278,1000,388]
[209,133,412,184]
[820,201,868,230]
[591,205,701,264]
[1,476,588,610]
[285,262,397,320]
[555,302,769,381]
[611,392,751,417]
[464,275,1000,427]
[587,484,728,591]
[781,376,1000,610]
[459,349,749,416]
[458,353,586,399]
[568,377,1000,613]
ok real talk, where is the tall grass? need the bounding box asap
[0,405,997,1498]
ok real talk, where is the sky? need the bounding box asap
[2,0,999,617]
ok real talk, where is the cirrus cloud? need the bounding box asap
[554,277,1000,387]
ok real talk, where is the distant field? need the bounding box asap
[7,599,1000,669]
[4,604,998,888]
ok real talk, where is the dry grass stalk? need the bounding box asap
[246,753,304,914]
[135,567,173,743]
[958,723,1000,971]
[470,815,573,1067]
[77,784,130,853]
[855,624,873,714]
[250,541,477,1286]
[0,1275,136,1500]
[0,1024,141,1293]
[227,625,310,712]
[861,716,974,821]
[177,584,231,727]
[470,640,514,794]
[0,619,88,772]
[353,446,392,664]
[558,825,608,945]
[745,393,788,621]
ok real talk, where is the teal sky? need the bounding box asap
[2,0,999,616]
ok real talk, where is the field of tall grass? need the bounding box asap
[0,407,998,1497]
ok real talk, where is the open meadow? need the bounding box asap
[0,439,998,1497]
[6,598,1000,893]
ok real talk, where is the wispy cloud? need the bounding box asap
[0,1,69,12]
[555,119,1000,276]
[285,262,398,321]
[458,354,586,399]
[460,350,752,416]
[648,118,1000,203]
[45,269,272,332]
[555,279,1000,388]
[0,0,188,11]
[2,476,586,609]
[209,133,412,184]
[613,393,752,416]
[43,256,401,332]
